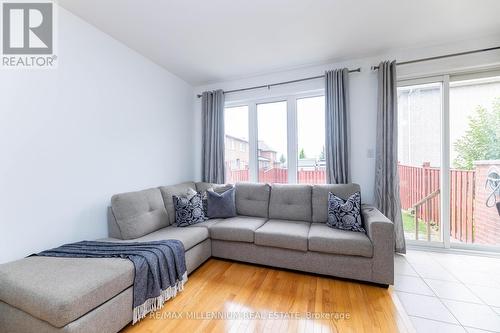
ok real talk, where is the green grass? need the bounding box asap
[402,211,428,234]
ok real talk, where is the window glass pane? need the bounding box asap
[224,106,249,182]
[297,96,326,184]
[449,75,500,247]
[257,101,288,183]
[397,82,442,242]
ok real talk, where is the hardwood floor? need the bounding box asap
[122,259,413,333]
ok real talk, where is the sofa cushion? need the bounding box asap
[235,182,271,218]
[159,182,197,225]
[327,192,364,233]
[268,184,312,221]
[312,183,361,223]
[210,216,267,243]
[195,182,233,194]
[199,183,234,216]
[111,225,209,251]
[186,219,223,237]
[0,256,133,328]
[308,223,373,257]
[207,186,237,218]
[173,193,207,227]
[111,188,169,239]
[254,219,311,251]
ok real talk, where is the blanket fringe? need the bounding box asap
[132,272,188,324]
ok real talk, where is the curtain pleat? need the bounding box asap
[375,61,406,253]
[201,90,225,183]
[325,68,350,184]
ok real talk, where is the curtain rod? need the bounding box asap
[371,46,500,70]
[196,67,361,98]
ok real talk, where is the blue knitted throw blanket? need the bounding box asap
[36,240,187,324]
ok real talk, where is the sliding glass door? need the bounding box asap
[449,73,500,249]
[398,80,443,244]
[398,70,500,251]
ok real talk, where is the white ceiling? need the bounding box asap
[57,0,500,85]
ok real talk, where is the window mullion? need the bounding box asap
[287,96,298,184]
[248,102,258,182]
[441,75,451,248]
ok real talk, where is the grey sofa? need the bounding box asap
[0,182,394,333]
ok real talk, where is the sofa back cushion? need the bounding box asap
[195,182,231,193]
[235,182,271,218]
[159,181,197,225]
[269,184,312,221]
[111,188,168,239]
[312,183,361,223]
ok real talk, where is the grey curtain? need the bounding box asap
[325,68,350,184]
[374,61,406,253]
[202,90,225,183]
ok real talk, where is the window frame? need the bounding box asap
[224,89,325,183]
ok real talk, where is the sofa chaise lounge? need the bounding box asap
[0,182,394,333]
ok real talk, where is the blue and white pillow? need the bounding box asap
[173,193,207,227]
[327,191,365,232]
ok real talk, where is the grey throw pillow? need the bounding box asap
[201,184,233,216]
[207,186,236,219]
[173,193,207,227]
[327,191,365,232]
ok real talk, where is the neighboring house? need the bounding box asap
[225,135,249,170]
[398,79,500,169]
[258,140,279,170]
[226,134,327,171]
[224,135,282,171]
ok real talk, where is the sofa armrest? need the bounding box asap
[361,204,394,285]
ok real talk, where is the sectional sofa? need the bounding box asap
[0,181,394,333]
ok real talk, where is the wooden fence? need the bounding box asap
[398,163,476,243]
[226,167,326,185]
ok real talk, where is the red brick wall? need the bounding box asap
[473,161,500,245]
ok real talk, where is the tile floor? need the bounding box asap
[394,249,500,333]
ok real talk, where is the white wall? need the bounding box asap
[193,36,500,204]
[0,7,194,263]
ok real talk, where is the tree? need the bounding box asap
[454,98,500,170]
[299,148,306,159]
[279,154,286,164]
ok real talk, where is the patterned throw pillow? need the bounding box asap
[173,193,207,227]
[327,191,365,232]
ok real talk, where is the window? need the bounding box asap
[257,101,288,183]
[224,106,249,182]
[297,96,326,184]
[224,93,326,185]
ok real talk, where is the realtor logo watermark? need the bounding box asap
[1,0,57,68]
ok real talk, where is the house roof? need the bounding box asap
[258,140,276,153]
